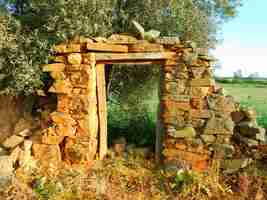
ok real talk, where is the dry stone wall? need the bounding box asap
[41,41,99,166]
[41,35,266,171]
[0,35,265,175]
[161,45,266,172]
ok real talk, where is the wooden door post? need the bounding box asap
[96,64,108,160]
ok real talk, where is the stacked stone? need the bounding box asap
[232,108,266,148]
[162,44,238,171]
[40,39,98,166]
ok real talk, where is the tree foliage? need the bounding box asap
[0,0,242,96]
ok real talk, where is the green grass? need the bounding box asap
[219,82,267,128]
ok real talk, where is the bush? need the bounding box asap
[107,97,157,147]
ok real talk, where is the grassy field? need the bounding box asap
[218,81,267,128]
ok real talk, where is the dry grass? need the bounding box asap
[1,155,267,200]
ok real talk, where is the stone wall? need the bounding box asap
[41,36,266,171]
[0,35,264,174]
[41,41,99,166]
[161,45,266,171]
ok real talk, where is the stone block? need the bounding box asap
[3,135,24,149]
[42,63,65,72]
[190,98,206,109]
[190,118,206,128]
[168,126,196,138]
[42,127,64,145]
[191,68,206,79]
[189,87,210,97]
[68,95,91,114]
[201,134,216,143]
[192,159,209,172]
[107,34,138,44]
[216,135,231,144]
[162,65,177,73]
[164,73,176,82]
[237,121,261,137]
[175,143,187,150]
[207,95,236,115]
[57,95,70,113]
[50,112,76,125]
[50,71,66,80]
[56,124,77,138]
[210,144,235,158]
[76,114,99,138]
[53,56,66,63]
[243,108,257,120]
[69,71,89,87]
[231,111,245,123]
[162,100,190,112]
[162,116,178,126]
[64,137,97,164]
[17,129,32,137]
[53,44,67,53]
[48,79,72,94]
[14,118,33,135]
[256,128,266,142]
[190,78,215,87]
[189,109,211,119]
[32,144,62,170]
[234,133,259,147]
[220,158,252,173]
[67,44,81,53]
[0,156,13,176]
[68,53,82,65]
[163,149,209,163]
[204,117,234,135]
[10,146,22,164]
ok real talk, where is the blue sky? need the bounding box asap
[213,0,267,77]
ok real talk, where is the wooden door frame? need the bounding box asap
[92,52,172,162]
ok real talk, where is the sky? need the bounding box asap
[213,0,267,77]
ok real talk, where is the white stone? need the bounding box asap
[0,156,13,176]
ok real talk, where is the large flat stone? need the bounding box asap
[32,144,62,170]
[201,134,216,143]
[67,53,82,65]
[3,135,24,149]
[221,158,252,173]
[42,127,65,145]
[0,156,13,176]
[237,121,261,137]
[168,127,196,138]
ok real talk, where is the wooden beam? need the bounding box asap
[87,43,128,53]
[96,64,108,160]
[96,60,165,65]
[155,66,165,164]
[90,52,176,62]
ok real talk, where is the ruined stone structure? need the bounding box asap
[39,35,266,170]
[1,34,265,173]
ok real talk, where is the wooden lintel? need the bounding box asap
[96,60,165,65]
[87,43,128,53]
[90,52,176,62]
